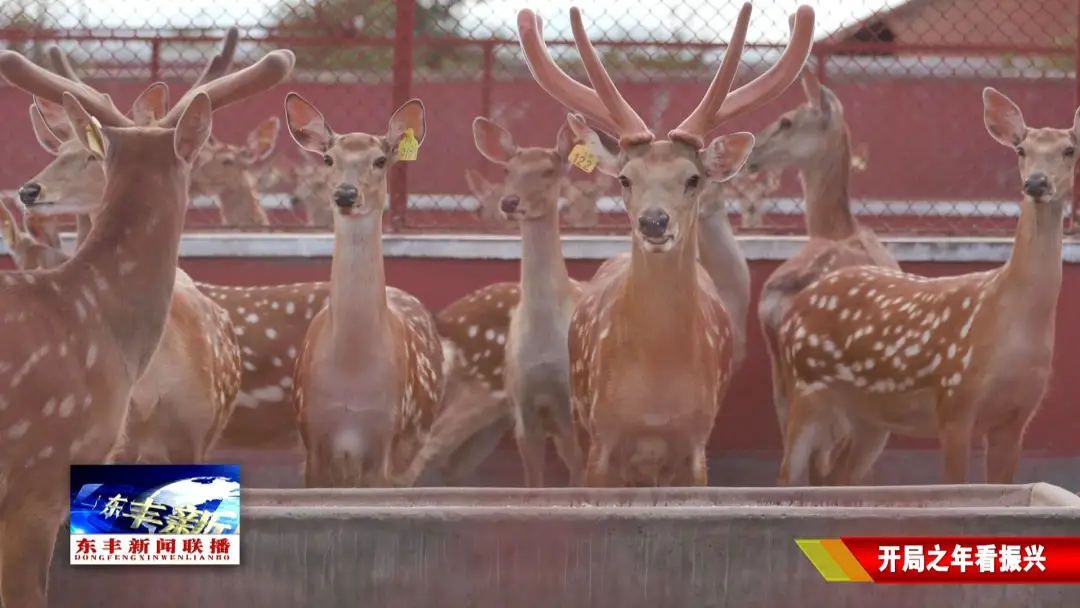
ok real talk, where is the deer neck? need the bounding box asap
[620,222,703,341]
[997,195,1066,320]
[327,208,390,360]
[518,209,573,318]
[697,199,749,360]
[57,153,188,381]
[801,127,857,240]
[218,181,266,226]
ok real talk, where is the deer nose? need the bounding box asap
[1023,173,1050,199]
[332,184,358,208]
[18,183,41,205]
[638,208,670,238]
[500,195,520,214]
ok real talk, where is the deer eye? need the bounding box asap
[541,168,556,179]
[1065,147,1076,158]
[86,154,98,162]
[686,175,700,189]
[1015,146,1026,157]
[779,118,793,130]
[618,176,631,188]
[322,154,334,167]
[373,156,388,169]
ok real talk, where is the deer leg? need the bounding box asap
[823,423,890,486]
[936,404,976,484]
[444,411,514,485]
[546,395,585,487]
[0,495,66,608]
[583,441,614,487]
[513,399,548,488]
[778,393,826,486]
[690,445,709,486]
[984,411,1028,484]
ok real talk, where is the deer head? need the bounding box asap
[285,94,426,218]
[983,87,1079,204]
[745,69,845,173]
[0,198,70,270]
[191,116,280,198]
[472,115,578,220]
[519,4,815,253]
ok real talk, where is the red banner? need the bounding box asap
[840,537,1079,584]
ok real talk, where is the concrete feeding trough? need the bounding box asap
[49,483,1080,607]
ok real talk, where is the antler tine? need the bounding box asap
[516,10,621,137]
[193,27,239,89]
[158,49,296,128]
[711,5,816,127]
[164,27,241,121]
[669,3,752,147]
[0,51,131,126]
[567,7,652,145]
[47,45,84,84]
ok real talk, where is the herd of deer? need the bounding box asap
[0,2,1073,604]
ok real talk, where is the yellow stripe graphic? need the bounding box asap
[795,539,872,582]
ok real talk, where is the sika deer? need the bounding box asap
[285,94,446,487]
[776,88,1073,486]
[465,167,515,230]
[725,167,780,228]
[191,116,280,227]
[468,116,588,487]
[1,200,69,269]
[24,40,330,453]
[288,156,336,226]
[517,4,815,486]
[748,70,899,485]
[0,44,292,607]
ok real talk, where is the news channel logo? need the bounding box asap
[69,464,240,565]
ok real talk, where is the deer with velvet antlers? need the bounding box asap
[775,88,1074,486]
[285,94,446,487]
[748,68,899,485]
[516,3,815,486]
[20,41,332,454]
[0,42,292,607]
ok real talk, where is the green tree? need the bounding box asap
[272,0,481,73]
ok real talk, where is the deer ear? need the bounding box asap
[555,120,576,160]
[34,97,74,141]
[464,168,494,197]
[246,116,280,163]
[285,93,334,154]
[801,70,822,107]
[388,99,426,148]
[702,132,756,183]
[983,87,1027,147]
[173,92,214,164]
[472,117,516,164]
[130,82,169,126]
[29,104,63,156]
[565,114,620,177]
[61,93,108,159]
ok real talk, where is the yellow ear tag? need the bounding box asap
[568,144,598,173]
[397,128,419,162]
[84,116,104,157]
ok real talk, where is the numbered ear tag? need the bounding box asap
[397,128,419,162]
[85,116,104,157]
[568,144,598,173]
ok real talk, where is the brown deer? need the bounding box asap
[465,167,515,230]
[287,156,336,226]
[1,199,69,269]
[191,116,280,227]
[775,88,1073,486]
[559,172,607,228]
[466,116,589,487]
[748,69,899,485]
[0,43,292,608]
[724,167,781,228]
[516,4,815,486]
[285,94,446,487]
[23,39,331,454]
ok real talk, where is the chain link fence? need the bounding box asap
[0,0,1076,235]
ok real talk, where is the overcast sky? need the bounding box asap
[60,0,898,43]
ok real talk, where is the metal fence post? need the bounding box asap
[389,0,416,231]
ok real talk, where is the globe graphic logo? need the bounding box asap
[71,476,240,535]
